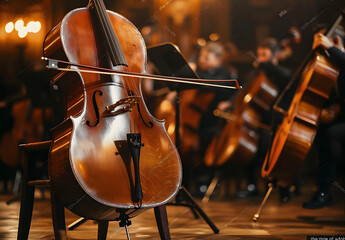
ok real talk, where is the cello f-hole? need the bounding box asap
[128,90,154,128]
[86,90,103,127]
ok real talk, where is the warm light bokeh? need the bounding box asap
[18,26,28,38]
[5,22,14,33]
[5,19,41,38]
[27,21,41,33]
[14,19,24,31]
[209,33,220,41]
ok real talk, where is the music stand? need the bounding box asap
[147,43,219,234]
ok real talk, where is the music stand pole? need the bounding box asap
[172,87,219,234]
[175,87,181,153]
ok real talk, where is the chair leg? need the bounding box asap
[17,184,35,240]
[17,151,35,240]
[51,190,67,240]
[97,220,109,240]
[154,205,171,240]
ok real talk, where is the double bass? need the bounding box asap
[204,72,278,167]
[44,0,182,220]
[261,15,342,186]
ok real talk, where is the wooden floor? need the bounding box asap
[1,184,344,240]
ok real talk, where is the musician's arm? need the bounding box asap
[258,62,292,91]
[327,46,345,66]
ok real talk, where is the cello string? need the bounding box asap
[127,72,139,134]
[91,0,138,136]
[94,0,127,67]
[91,0,133,98]
[119,66,137,133]
[92,0,138,133]
[126,69,139,134]
[98,0,143,191]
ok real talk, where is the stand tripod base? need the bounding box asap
[68,217,88,230]
[119,212,132,240]
[253,182,274,222]
[124,225,130,240]
[202,172,220,204]
[169,185,219,234]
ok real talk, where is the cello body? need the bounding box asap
[44,5,182,220]
[262,52,338,186]
[204,72,278,167]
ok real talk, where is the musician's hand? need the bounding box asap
[217,101,232,111]
[312,33,334,50]
[189,62,197,71]
[320,104,340,124]
[278,46,292,61]
[253,60,260,68]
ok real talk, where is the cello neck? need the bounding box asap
[89,0,128,67]
[325,15,343,39]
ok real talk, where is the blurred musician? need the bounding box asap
[254,38,292,93]
[188,42,238,195]
[232,38,292,199]
[196,42,237,155]
[303,26,345,209]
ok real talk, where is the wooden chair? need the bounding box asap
[17,140,171,240]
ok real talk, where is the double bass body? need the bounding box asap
[262,52,339,186]
[204,72,278,167]
[44,4,182,220]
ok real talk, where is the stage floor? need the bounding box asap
[1,185,344,240]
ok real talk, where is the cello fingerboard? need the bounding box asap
[89,0,128,67]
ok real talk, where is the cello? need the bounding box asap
[204,71,278,167]
[44,0,182,221]
[261,15,342,186]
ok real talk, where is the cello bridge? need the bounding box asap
[106,96,140,112]
[103,96,140,118]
